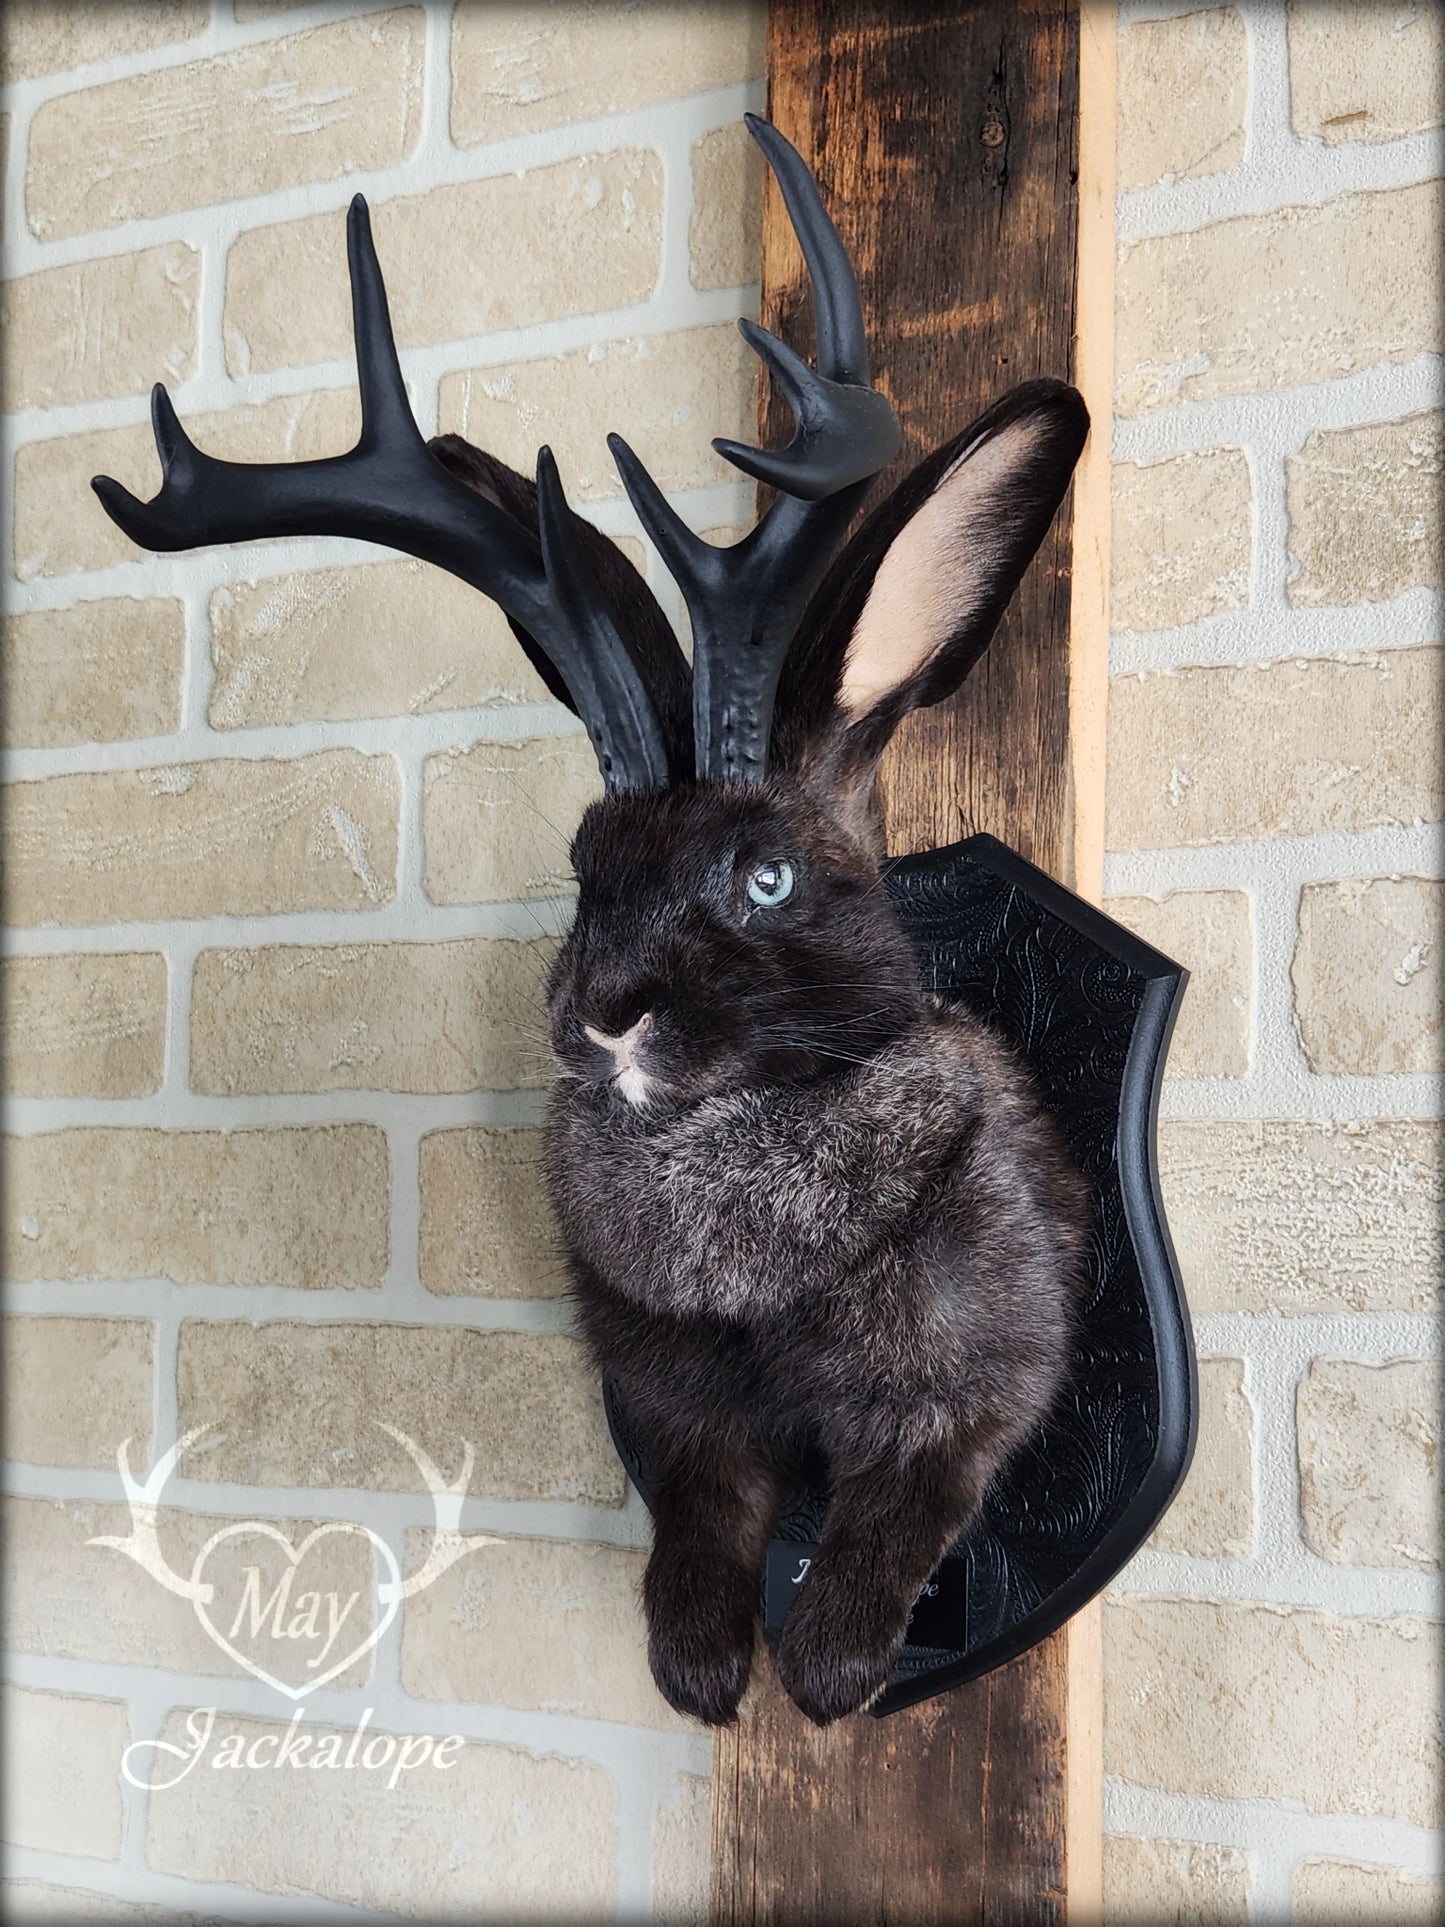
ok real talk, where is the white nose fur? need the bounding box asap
[583,1014,655,1106]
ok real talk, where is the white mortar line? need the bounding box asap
[1104,824,1445,890]
[1,1275,577,1329]
[1,1087,555,1129]
[1111,353,1444,466]
[1108,589,1444,674]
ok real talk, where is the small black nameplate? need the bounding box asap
[762,1543,967,1652]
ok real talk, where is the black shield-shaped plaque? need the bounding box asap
[604,832,1196,1715]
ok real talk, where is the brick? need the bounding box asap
[2,244,199,413]
[3,750,397,927]
[26,10,424,240]
[439,323,757,503]
[1106,648,1443,849]
[418,1126,564,1299]
[1287,411,1443,608]
[226,152,662,376]
[1298,1357,1441,1572]
[1149,1356,1254,1558]
[1116,7,1247,191]
[1292,1858,1445,1923]
[191,935,550,1095]
[209,557,557,728]
[145,1707,615,1916]
[3,1125,387,1289]
[0,1685,127,1861]
[0,2,206,82]
[1292,877,1442,1074]
[14,386,360,580]
[653,1773,713,1927]
[235,0,311,16]
[402,1531,685,1729]
[2,1316,151,1470]
[691,121,764,291]
[423,735,600,904]
[3,1494,376,1689]
[1288,0,1445,145]
[450,0,764,146]
[1105,1598,1442,1826]
[1,598,184,749]
[1104,891,1251,1077]
[1117,181,1442,415]
[0,953,165,1098]
[176,1321,624,1505]
[1111,449,1252,632]
[1102,1835,1251,1926]
[1158,1118,1442,1316]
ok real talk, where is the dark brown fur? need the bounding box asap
[544,773,1088,1725]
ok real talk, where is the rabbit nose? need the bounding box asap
[583,1012,653,1061]
[582,1013,655,1106]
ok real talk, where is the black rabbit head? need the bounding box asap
[539,374,1088,1110]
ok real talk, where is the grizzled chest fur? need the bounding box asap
[545,1009,1044,1330]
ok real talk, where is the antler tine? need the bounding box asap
[609,116,902,783]
[746,112,866,383]
[535,447,671,790]
[91,195,674,792]
[347,194,424,451]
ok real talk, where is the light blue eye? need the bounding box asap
[747,859,795,908]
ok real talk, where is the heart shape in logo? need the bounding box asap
[190,1520,401,1701]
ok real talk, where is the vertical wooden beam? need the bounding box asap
[713,4,1101,1921]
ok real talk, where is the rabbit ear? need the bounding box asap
[772,381,1088,786]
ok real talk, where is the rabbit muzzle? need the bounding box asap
[583,1013,657,1108]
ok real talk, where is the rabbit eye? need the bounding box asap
[747,859,795,908]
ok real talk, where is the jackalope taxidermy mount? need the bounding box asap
[96,116,1093,1726]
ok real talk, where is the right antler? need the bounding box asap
[608,115,902,784]
[92,198,675,793]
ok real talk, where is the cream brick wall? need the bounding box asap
[1105,3,1442,1919]
[5,4,1442,1922]
[2,1,755,1914]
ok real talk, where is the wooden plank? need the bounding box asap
[714,4,1088,1921]
[715,1631,1068,1925]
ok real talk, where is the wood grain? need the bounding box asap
[714,4,1085,1921]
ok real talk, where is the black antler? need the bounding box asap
[608,115,902,783]
[92,198,675,792]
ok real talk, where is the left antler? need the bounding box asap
[92,198,676,792]
[608,115,902,782]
